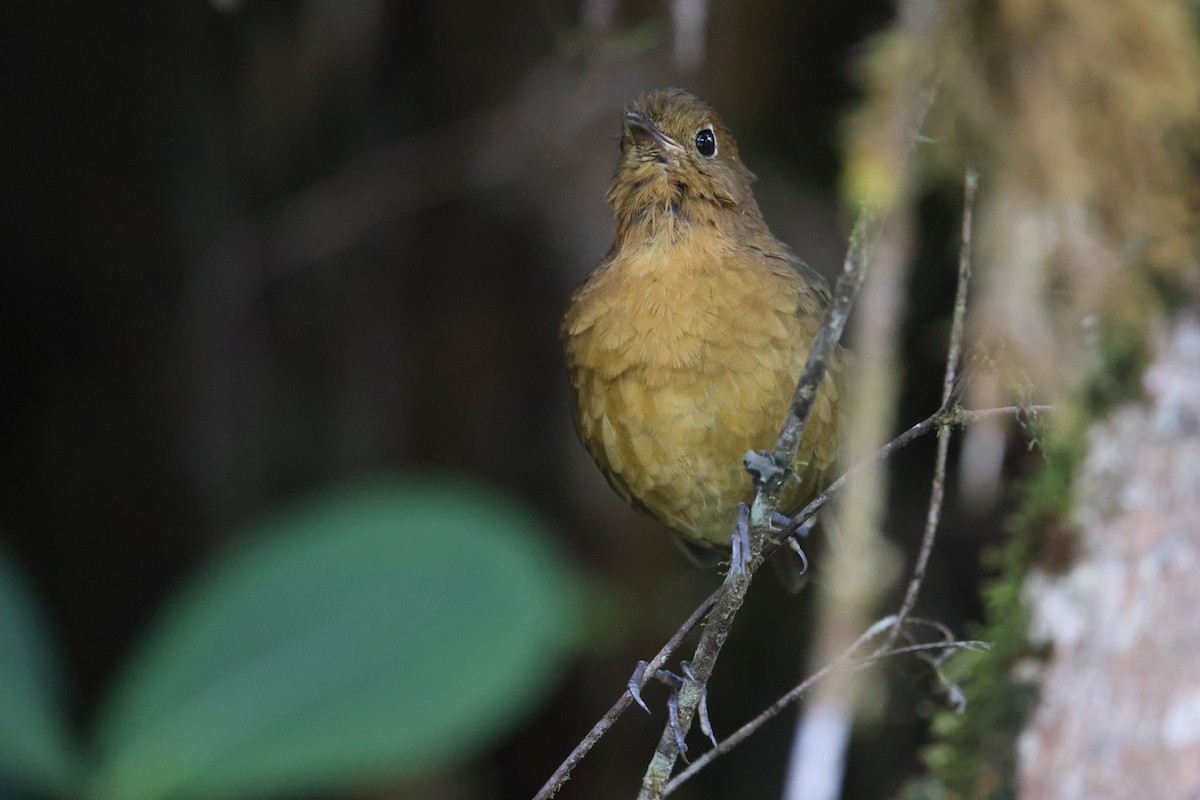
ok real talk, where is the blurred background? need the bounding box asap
[1,1,1041,797]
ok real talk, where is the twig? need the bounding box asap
[884,167,979,649]
[661,620,896,798]
[665,402,1047,790]
[784,45,946,800]
[785,214,915,800]
[769,402,1052,556]
[530,403,1046,800]
[774,209,884,471]
[531,587,721,800]
[662,632,989,796]
[656,170,1018,794]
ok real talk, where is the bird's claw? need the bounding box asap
[628,660,653,713]
[769,512,811,575]
[730,507,814,580]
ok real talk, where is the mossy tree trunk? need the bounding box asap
[1017,312,1200,798]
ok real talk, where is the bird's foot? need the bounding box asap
[730,504,812,577]
[628,660,718,758]
[681,661,718,748]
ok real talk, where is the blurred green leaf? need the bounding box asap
[89,477,581,800]
[0,543,79,796]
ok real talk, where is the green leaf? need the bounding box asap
[89,477,581,800]
[0,543,79,796]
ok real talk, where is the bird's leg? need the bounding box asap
[729,502,752,577]
[739,449,806,577]
[742,449,791,493]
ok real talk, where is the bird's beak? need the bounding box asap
[623,110,682,154]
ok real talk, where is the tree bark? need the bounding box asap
[1019,312,1200,799]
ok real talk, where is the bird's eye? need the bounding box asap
[694,128,717,157]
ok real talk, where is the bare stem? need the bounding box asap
[662,633,989,797]
[530,403,1046,800]
[774,209,882,464]
[884,167,979,649]
[769,403,1049,559]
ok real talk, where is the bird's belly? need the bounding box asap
[577,357,794,548]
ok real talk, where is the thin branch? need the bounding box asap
[768,403,1050,557]
[652,171,1022,795]
[774,209,882,468]
[884,167,979,649]
[945,170,978,408]
[655,407,1045,792]
[661,620,896,798]
[784,2,947,790]
[785,217,914,800]
[662,632,989,796]
[774,85,941,471]
[531,588,721,800]
[530,403,1046,800]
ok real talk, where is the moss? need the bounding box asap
[1146,266,1196,317]
[1078,321,1150,420]
[902,455,1053,800]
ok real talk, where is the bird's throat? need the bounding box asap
[610,180,726,248]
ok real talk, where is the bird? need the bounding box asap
[562,88,844,571]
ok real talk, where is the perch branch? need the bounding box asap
[770,401,1051,557]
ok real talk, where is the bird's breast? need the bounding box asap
[566,235,799,373]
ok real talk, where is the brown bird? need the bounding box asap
[562,88,844,569]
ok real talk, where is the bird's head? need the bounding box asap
[607,88,761,240]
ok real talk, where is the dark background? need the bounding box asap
[1,1,1033,797]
